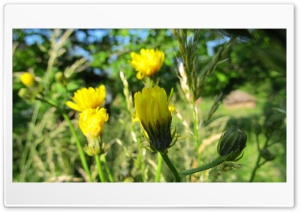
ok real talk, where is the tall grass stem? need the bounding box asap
[62,112,93,182]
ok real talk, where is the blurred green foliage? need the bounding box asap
[13,29,286,182]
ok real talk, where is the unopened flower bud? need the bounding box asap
[217,128,247,161]
[260,148,276,161]
[134,86,173,153]
[18,88,35,101]
[55,72,67,85]
[84,143,101,156]
[83,139,106,157]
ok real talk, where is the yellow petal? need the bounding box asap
[136,72,144,80]
[66,85,106,112]
[66,101,82,111]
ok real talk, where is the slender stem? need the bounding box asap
[101,155,114,182]
[193,104,202,177]
[155,153,163,182]
[255,133,260,151]
[249,155,261,182]
[35,96,60,109]
[193,105,200,149]
[19,101,41,181]
[258,160,268,167]
[62,112,93,182]
[180,156,226,176]
[160,152,181,182]
[138,142,147,182]
[249,136,271,182]
[95,155,106,182]
[62,83,69,109]
[250,133,262,182]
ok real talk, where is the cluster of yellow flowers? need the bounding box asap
[129,48,175,152]
[66,85,109,156]
[18,45,248,183]
[66,48,172,154]
[19,48,172,156]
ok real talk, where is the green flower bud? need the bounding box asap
[83,137,106,156]
[255,123,262,135]
[84,144,101,156]
[123,177,134,182]
[260,148,276,161]
[217,128,247,161]
[18,88,35,101]
[55,72,67,85]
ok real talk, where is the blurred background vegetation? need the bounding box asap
[13,29,286,182]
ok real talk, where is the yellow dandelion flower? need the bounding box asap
[79,107,109,140]
[129,48,165,80]
[134,85,172,152]
[66,85,106,112]
[20,72,35,87]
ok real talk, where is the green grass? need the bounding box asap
[13,90,286,182]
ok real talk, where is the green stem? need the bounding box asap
[62,112,93,182]
[193,104,202,174]
[138,142,147,182]
[249,136,271,182]
[155,153,163,182]
[160,152,181,182]
[180,156,227,176]
[95,155,106,182]
[193,105,200,148]
[250,133,262,182]
[259,160,268,167]
[249,155,261,182]
[35,96,60,109]
[19,101,41,181]
[101,155,114,182]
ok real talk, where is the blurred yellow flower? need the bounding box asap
[66,85,106,112]
[79,107,109,140]
[20,72,34,87]
[129,48,165,80]
[134,86,172,152]
[168,105,176,113]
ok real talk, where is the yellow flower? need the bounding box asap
[20,72,35,87]
[168,105,176,113]
[134,86,172,152]
[79,107,109,140]
[66,85,106,112]
[129,48,165,80]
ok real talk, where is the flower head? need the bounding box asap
[20,72,35,87]
[79,107,109,140]
[134,86,172,152]
[66,85,106,112]
[129,49,165,80]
